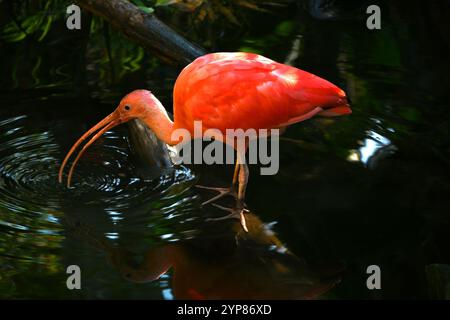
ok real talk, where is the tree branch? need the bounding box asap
[75,0,206,64]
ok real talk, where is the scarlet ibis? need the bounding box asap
[59,52,351,231]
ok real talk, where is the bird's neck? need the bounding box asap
[142,106,176,146]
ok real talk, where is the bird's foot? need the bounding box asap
[206,203,249,232]
[196,185,237,206]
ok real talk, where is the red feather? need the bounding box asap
[173,52,350,134]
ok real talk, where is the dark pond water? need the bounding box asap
[0,0,449,299]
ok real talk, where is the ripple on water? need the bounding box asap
[0,113,197,264]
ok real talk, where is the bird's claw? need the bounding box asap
[195,185,237,206]
[211,203,249,213]
[206,203,249,232]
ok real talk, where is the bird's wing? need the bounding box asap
[173,52,332,132]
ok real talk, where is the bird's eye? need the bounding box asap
[124,105,131,111]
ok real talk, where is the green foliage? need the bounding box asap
[132,0,155,13]
[1,0,64,42]
[155,0,179,6]
[0,0,153,91]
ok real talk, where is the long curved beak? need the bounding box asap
[58,111,124,187]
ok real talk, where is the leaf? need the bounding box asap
[155,0,180,6]
[38,16,53,42]
[138,6,155,14]
[217,3,241,25]
[237,0,261,10]
[132,0,155,13]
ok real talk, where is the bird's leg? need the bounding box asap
[207,163,250,232]
[232,158,240,187]
[236,162,249,231]
[196,160,240,206]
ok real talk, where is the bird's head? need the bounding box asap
[115,89,166,122]
[58,89,165,187]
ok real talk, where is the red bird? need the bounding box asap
[59,52,351,231]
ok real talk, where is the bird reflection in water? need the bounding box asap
[66,208,342,300]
